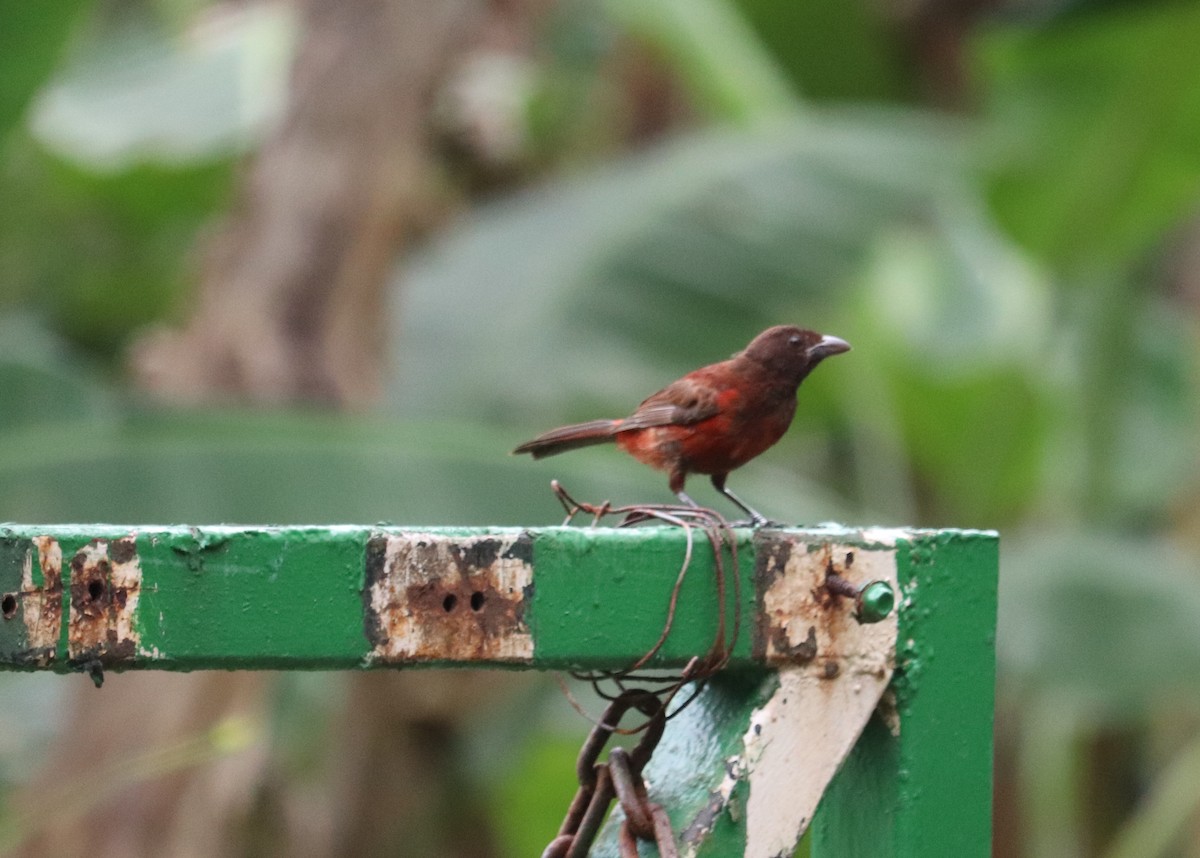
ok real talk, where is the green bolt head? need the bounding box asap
[856,581,895,624]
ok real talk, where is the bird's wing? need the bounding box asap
[621,375,723,429]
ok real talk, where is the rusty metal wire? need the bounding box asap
[551,480,742,709]
[543,480,744,857]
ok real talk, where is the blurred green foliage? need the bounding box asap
[0,0,90,137]
[981,0,1200,270]
[1,0,1199,856]
[0,146,233,353]
[736,0,912,102]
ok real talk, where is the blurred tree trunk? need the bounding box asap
[130,0,479,407]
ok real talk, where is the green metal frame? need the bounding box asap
[0,524,997,856]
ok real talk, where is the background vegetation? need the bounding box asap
[1,0,1199,855]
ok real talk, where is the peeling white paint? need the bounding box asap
[19,537,63,662]
[676,540,900,856]
[747,542,899,856]
[859,526,909,547]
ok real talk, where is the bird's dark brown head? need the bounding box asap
[739,325,851,384]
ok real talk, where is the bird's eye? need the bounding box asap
[788,335,802,347]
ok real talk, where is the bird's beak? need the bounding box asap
[808,334,851,360]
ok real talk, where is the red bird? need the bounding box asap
[513,325,850,525]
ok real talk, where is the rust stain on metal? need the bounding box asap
[753,536,896,677]
[1,536,65,666]
[751,539,790,659]
[770,622,816,666]
[364,532,534,664]
[67,535,142,666]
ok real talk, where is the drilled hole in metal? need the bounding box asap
[87,579,105,602]
[1,593,16,619]
[470,591,485,612]
[442,594,457,612]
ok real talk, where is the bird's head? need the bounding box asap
[741,325,851,384]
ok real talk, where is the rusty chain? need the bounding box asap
[542,481,741,857]
[541,689,677,858]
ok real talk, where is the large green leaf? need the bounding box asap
[0,315,115,430]
[1000,531,1200,714]
[0,320,850,526]
[606,0,795,122]
[848,216,1059,526]
[385,109,1071,526]
[389,110,963,423]
[980,1,1200,270]
[0,141,233,356]
[29,3,294,170]
[0,408,852,528]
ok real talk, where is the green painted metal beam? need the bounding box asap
[0,523,762,672]
[0,523,997,857]
[0,523,922,673]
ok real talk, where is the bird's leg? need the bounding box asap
[710,474,774,527]
[669,470,701,510]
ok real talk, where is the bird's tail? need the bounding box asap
[512,419,622,459]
